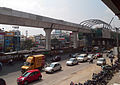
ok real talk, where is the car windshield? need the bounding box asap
[73,53,78,56]
[50,63,55,67]
[88,54,92,57]
[24,62,31,66]
[96,54,99,55]
[22,72,31,77]
[78,56,84,58]
[98,58,104,61]
[69,58,74,61]
[75,53,79,55]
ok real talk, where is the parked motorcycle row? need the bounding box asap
[71,60,120,85]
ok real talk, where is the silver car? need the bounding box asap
[45,62,62,73]
[97,58,106,66]
[66,58,78,66]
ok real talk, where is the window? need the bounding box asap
[29,73,34,77]
[34,71,39,75]
[54,64,57,67]
[22,72,31,77]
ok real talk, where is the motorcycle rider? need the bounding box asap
[89,57,93,63]
[8,58,13,64]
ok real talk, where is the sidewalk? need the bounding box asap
[107,55,120,85]
[56,63,102,85]
[108,72,120,85]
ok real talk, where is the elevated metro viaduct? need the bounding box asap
[0,7,117,51]
[0,7,92,51]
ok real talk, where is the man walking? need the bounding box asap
[109,54,114,66]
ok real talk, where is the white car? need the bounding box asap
[45,62,62,73]
[66,58,78,66]
[97,58,106,66]
[77,54,88,62]
[87,54,94,61]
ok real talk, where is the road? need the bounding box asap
[0,54,101,85]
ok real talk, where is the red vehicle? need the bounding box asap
[94,53,102,59]
[17,69,42,85]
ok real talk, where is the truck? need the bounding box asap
[21,54,45,73]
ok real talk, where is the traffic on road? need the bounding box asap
[0,48,117,85]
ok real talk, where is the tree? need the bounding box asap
[21,39,34,50]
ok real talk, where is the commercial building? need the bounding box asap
[0,29,5,52]
[51,30,70,49]
[12,30,21,51]
[34,34,45,49]
[4,30,21,52]
[4,31,14,52]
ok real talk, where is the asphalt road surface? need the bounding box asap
[0,54,94,85]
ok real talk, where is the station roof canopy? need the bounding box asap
[80,19,112,29]
[102,0,120,18]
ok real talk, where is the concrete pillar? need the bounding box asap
[72,31,78,48]
[44,28,52,50]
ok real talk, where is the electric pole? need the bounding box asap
[116,27,120,62]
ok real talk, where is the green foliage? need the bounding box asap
[21,39,34,50]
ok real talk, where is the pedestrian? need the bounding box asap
[70,81,74,85]
[109,54,114,66]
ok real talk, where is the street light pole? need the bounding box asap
[116,27,120,62]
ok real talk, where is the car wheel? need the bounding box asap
[51,70,54,73]
[60,67,62,70]
[24,81,28,85]
[38,76,42,80]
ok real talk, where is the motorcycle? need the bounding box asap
[89,58,93,64]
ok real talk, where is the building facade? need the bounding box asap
[4,30,21,52]
[4,32,14,52]
[34,34,45,49]
[0,29,5,52]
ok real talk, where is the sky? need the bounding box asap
[0,0,120,36]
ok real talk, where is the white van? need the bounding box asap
[77,54,88,62]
